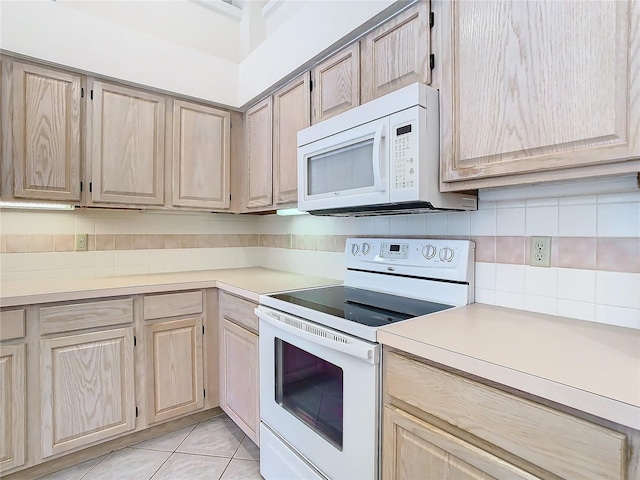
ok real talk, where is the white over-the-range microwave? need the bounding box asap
[297,83,477,216]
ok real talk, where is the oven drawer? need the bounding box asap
[219,291,258,333]
[384,351,626,480]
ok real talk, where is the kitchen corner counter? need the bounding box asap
[378,303,640,430]
[0,267,341,307]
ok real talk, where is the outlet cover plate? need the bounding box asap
[529,236,551,267]
[75,233,88,252]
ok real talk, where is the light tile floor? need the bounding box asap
[38,414,261,480]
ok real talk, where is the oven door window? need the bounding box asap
[274,339,343,450]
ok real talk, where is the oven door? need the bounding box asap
[297,117,390,212]
[256,306,380,480]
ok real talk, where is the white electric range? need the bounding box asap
[255,237,475,480]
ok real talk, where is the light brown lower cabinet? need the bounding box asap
[40,328,136,458]
[0,343,26,474]
[383,349,637,480]
[218,292,259,446]
[145,316,204,424]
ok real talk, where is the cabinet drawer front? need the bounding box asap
[219,291,258,333]
[40,299,133,335]
[384,351,627,480]
[0,310,25,340]
[143,291,203,320]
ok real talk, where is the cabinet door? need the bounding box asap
[273,74,310,205]
[0,343,25,473]
[383,406,540,480]
[89,80,165,205]
[172,100,230,210]
[361,0,431,103]
[11,62,81,201]
[41,328,135,458]
[219,318,259,445]
[311,43,360,124]
[440,0,640,190]
[245,97,272,208]
[145,317,203,424]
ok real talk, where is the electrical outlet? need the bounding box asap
[75,233,88,252]
[529,236,551,267]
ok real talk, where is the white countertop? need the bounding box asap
[378,303,640,430]
[0,267,341,307]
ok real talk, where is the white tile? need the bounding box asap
[596,202,640,237]
[525,206,559,236]
[469,208,496,235]
[37,455,107,480]
[83,448,171,480]
[595,271,640,309]
[74,214,96,235]
[495,264,525,293]
[558,204,596,236]
[474,288,496,305]
[524,266,558,297]
[389,215,409,236]
[495,199,526,208]
[151,453,230,480]
[405,214,428,235]
[426,213,447,235]
[220,459,261,480]
[597,191,640,204]
[525,197,559,207]
[374,217,390,236]
[474,262,496,290]
[177,418,244,457]
[477,200,496,210]
[557,299,596,322]
[496,207,525,236]
[446,212,470,236]
[557,268,596,302]
[594,305,640,329]
[523,295,557,316]
[234,436,259,461]
[495,291,525,309]
[558,194,597,206]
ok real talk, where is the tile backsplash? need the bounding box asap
[1,188,638,329]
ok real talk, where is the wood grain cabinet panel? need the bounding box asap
[143,291,203,321]
[88,80,165,205]
[40,328,135,458]
[145,317,203,424]
[311,43,360,124]
[273,73,310,205]
[440,0,640,190]
[0,343,26,474]
[245,97,272,208]
[39,298,134,335]
[219,291,258,333]
[171,100,230,210]
[361,0,431,103]
[383,406,539,480]
[10,62,81,201]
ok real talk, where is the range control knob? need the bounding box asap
[351,243,360,256]
[439,247,454,262]
[361,242,371,255]
[422,244,437,259]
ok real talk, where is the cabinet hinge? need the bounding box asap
[90,90,94,100]
[202,325,205,335]
[430,54,435,71]
[309,79,313,92]
[80,181,83,192]
[429,11,434,28]
[134,335,137,346]
[135,407,139,417]
[204,389,206,398]
[81,87,85,98]
[89,182,93,193]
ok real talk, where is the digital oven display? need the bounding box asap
[396,125,412,136]
[381,243,408,258]
[389,244,400,252]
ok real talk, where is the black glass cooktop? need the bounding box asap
[271,286,453,328]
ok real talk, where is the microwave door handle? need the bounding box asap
[372,123,387,192]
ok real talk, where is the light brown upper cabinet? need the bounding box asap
[311,43,360,124]
[6,61,82,202]
[242,72,310,211]
[88,79,165,206]
[361,0,432,103]
[245,97,273,208]
[171,100,230,210]
[273,74,311,205]
[439,0,640,191]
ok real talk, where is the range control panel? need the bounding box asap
[345,237,475,283]
[391,122,417,191]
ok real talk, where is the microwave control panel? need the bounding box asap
[392,121,417,190]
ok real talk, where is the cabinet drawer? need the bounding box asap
[0,309,26,340]
[143,291,203,320]
[384,351,627,480]
[219,291,258,333]
[40,299,133,335]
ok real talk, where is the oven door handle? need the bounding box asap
[255,308,379,364]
